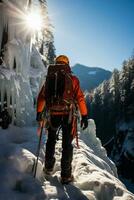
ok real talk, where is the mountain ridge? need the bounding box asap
[72,63,112,71]
[72,63,112,91]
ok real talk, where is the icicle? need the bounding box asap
[0,14,2,53]
[11,76,17,124]
[6,80,11,110]
[1,80,5,110]
[11,82,15,123]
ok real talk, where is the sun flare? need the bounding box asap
[25,12,43,31]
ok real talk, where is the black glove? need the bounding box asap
[81,115,88,130]
[36,112,43,121]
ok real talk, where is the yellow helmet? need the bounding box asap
[55,55,69,65]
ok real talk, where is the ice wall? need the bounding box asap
[0,0,46,126]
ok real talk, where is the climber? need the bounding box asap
[36,55,88,184]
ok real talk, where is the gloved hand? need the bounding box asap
[81,115,88,130]
[36,112,43,122]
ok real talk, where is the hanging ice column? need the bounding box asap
[0,0,46,126]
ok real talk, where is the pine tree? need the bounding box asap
[112,69,121,122]
[120,59,134,121]
[45,30,56,64]
[90,55,134,143]
[38,0,56,65]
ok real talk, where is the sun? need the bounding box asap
[25,11,43,31]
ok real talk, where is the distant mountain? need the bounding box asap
[72,64,112,91]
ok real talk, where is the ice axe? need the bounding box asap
[32,120,45,178]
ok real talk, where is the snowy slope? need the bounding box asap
[0,119,134,200]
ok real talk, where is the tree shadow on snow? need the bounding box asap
[48,175,89,200]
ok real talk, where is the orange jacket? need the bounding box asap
[37,75,88,116]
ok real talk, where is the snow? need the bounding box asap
[0,119,134,200]
[88,71,97,75]
[30,45,47,100]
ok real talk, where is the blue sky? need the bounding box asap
[47,0,134,71]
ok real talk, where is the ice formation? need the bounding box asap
[0,0,47,126]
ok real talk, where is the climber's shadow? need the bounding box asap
[48,175,89,200]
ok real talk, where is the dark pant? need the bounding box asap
[45,115,73,178]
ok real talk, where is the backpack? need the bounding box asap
[44,64,74,113]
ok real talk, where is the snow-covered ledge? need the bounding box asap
[0,120,134,199]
